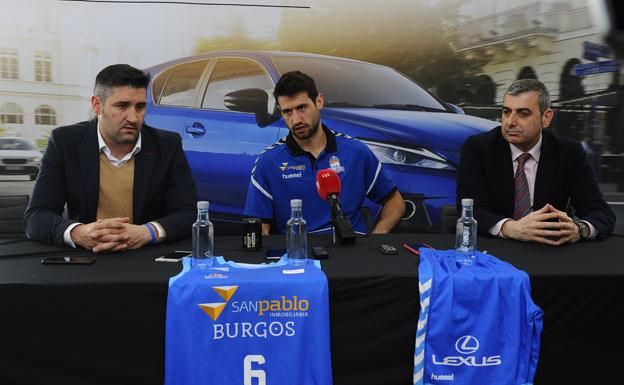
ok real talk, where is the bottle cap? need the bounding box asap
[290,199,302,208]
[461,198,473,206]
[197,201,210,209]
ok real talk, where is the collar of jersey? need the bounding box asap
[174,256,321,277]
[285,124,337,157]
[214,255,289,268]
[213,257,321,269]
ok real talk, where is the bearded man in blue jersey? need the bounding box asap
[244,71,405,235]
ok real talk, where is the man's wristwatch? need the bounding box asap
[575,221,590,240]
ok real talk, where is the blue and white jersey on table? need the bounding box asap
[414,249,543,385]
[165,256,332,385]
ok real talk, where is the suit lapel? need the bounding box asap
[493,129,515,213]
[77,119,100,222]
[133,127,156,223]
[534,132,556,209]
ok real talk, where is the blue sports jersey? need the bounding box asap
[414,249,543,385]
[165,256,332,385]
[244,125,397,234]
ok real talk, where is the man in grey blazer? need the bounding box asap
[24,64,197,252]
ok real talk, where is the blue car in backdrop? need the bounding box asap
[144,51,497,231]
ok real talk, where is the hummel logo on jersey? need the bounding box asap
[282,172,302,180]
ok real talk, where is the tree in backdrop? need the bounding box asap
[194,19,277,54]
[277,0,486,104]
[192,0,489,104]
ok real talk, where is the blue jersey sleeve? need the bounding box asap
[362,148,397,203]
[244,158,275,219]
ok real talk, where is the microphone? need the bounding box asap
[316,169,357,245]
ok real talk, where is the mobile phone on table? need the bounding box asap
[41,256,96,265]
[265,248,286,261]
[378,244,399,255]
[312,246,329,259]
[155,251,190,262]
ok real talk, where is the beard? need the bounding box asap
[290,115,321,141]
[113,125,140,145]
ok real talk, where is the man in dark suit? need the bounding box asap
[457,79,615,245]
[24,64,197,252]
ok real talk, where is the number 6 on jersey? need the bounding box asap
[244,354,266,385]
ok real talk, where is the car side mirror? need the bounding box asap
[447,103,465,115]
[224,88,280,127]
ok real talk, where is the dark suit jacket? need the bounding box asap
[456,126,615,239]
[24,119,198,246]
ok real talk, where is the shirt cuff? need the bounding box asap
[490,218,512,238]
[149,221,166,243]
[580,220,598,240]
[63,222,82,248]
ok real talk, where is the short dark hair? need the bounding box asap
[273,71,318,104]
[94,64,150,101]
[504,79,550,115]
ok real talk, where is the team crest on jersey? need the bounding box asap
[329,155,345,173]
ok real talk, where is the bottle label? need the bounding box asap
[462,226,470,247]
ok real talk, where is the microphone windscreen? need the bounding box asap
[316,169,341,200]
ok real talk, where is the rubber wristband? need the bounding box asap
[145,224,156,244]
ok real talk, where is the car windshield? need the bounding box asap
[0,138,37,151]
[272,55,448,112]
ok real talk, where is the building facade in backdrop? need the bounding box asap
[456,0,624,191]
[0,1,91,144]
[456,1,618,102]
[0,0,282,145]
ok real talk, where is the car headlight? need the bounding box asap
[30,156,41,162]
[360,140,455,170]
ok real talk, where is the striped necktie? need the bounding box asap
[513,153,532,220]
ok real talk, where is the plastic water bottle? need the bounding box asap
[455,198,477,265]
[286,199,308,266]
[192,201,214,269]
